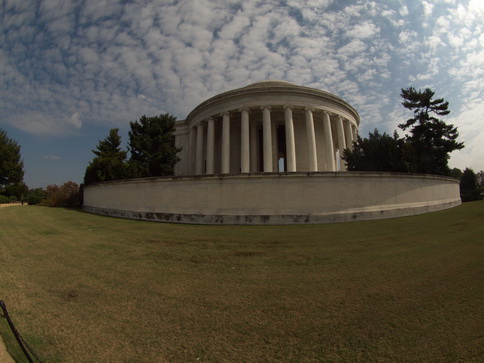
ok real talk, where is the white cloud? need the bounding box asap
[468,0,484,15]
[422,1,434,16]
[44,155,61,160]
[449,102,484,171]
[219,13,251,39]
[346,21,379,39]
[399,4,409,16]
[0,0,483,174]
[68,112,82,129]
[10,112,82,136]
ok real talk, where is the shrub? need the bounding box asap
[45,181,80,207]
[460,168,481,202]
[0,195,10,204]
[9,195,17,202]
[460,191,483,203]
[28,195,42,205]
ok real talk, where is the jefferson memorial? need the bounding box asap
[83,81,460,224]
[173,80,358,175]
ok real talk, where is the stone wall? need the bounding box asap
[0,202,24,208]
[83,172,461,225]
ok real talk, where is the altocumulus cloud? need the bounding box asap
[44,155,60,160]
[0,0,483,171]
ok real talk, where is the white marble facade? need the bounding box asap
[84,82,462,224]
[174,81,360,176]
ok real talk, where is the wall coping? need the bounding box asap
[83,171,460,189]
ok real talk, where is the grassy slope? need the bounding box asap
[0,203,483,362]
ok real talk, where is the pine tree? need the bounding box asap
[0,128,24,187]
[343,129,408,172]
[128,114,181,177]
[84,128,128,185]
[459,168,482,202]
[399,87,464,175]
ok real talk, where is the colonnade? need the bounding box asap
[187,105,357,175]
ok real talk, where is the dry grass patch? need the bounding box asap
[0,203,483,362]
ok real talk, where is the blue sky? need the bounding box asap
[1,0,483,188]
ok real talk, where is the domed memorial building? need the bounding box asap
[174,80,359,175]
[83,81,461,224]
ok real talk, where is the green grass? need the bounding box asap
[0,203,483,362]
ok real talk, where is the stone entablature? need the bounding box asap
[174,81,360,176]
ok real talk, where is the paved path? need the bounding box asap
[0,335,15,363]
[0,203,25,208]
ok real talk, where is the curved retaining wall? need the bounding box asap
[82,172,461,225]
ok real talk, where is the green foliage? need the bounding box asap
[459,168,482,202]
[84,116,181,184]
[28,195,42,205]
[45,181,80,207]
[0,195,10,203]
[450,168,463,180]
[399,87,464,175]
[460,191,482,203]
[460,168,478,192]
[28,187,46,205]
[29,187,46,198]
[84,128,128,185]
[128,114,181,177]
[4,182,29,201]
[343,87,465,176]
[0,128,25,187]
[344,129,408,172]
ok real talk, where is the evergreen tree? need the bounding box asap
[84,128,128,185]
[0,128,24,187]
[399,87,464,175]
[459,168,482,202]
[449,167,463,180]
[343,129,408,172]
[5,182,29,203]
[128,114,181,177]
[460,168,478,192]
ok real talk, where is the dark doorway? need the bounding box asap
[277,125,286,172]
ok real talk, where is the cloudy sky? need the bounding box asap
[1,0,483,188]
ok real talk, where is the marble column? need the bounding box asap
[352,124,358,140]
[221,112,230,174]
[305,107,317,172]
[250,121,258,172]
[240,108,250,173]
[344,120,354,150]
[261,106,273,172]
[283,106,296,172]
[271,118,278,171]
[322,111,336,171]
[195,122,205,175]
[188,127,197,174]
[206,117,215,174]
[336,116,346,170]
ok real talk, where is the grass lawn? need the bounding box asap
[0,203,483,362]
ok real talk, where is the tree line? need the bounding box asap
[343,87,464,175]
[1,88,482,206]
[342,87,481,201]
[0,114,180,207]
[1,128,28,203]
[83,113,181,185]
